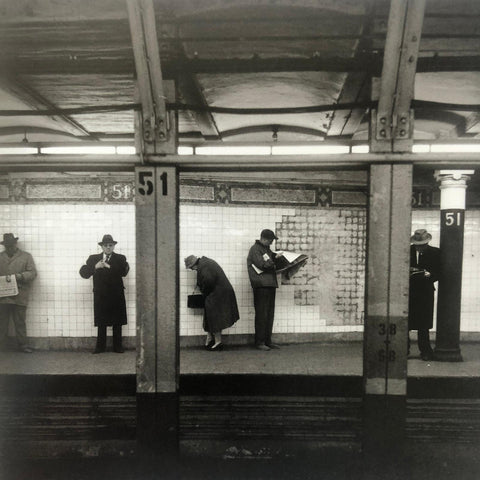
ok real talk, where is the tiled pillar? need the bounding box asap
[363,164,411,457]
[136,166,179,456]
[434,170,474,362]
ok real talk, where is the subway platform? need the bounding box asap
[2,342,480,477]
[1,341,480,379]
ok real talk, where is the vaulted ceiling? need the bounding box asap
[1,0,479,146]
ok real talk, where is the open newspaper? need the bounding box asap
[0,274,18,297]
[251,251,308,278]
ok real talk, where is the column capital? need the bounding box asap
[434,170,474,183]
[434,170,474,210]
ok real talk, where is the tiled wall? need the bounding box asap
[180,204,367,337]
[2,176,480,341]
[0,204,136,338]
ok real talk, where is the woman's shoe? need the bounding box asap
[204,340,215,350]
[209,342,223,351]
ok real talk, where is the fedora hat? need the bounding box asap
[260,229,278,241]
[184,255,199,269]
[410,229,432,245]
[1,233,19,246]
[98,234,118,246]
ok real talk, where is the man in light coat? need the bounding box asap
[0,233,37,353]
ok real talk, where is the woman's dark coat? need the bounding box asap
[196,257,239,333]
[409,245,441,330]
[79,252,129,327]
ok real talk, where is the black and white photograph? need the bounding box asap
[1,1,480,478]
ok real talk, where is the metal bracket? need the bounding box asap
[127,0,176,155]
[370,0,426,153]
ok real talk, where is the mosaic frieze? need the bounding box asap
[0,184,8,199]
[0,175,470,208]
[104,181,135,202]
[231,186,316,205]
[180,184,215,202]
[26,183,102,200]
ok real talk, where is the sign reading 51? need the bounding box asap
[137,170,169,196]
[442,210,464,227]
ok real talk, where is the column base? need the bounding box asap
[433,348,463,362]
[137,392,179,457]
[363,394,406,457]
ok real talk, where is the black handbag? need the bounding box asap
[187,292,204,308]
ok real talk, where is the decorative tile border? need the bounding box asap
[231,186,317,205]
[180,184,215,202]
[0,183,8,199]
[26,183,102,200]
[331,190,367,206]
[0,177,136,203]
[2,175,479,209]
[182,181,366,207]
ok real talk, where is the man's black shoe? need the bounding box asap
[114,347,125,353]
[92,348,105,354]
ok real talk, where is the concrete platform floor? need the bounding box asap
[1,342,480,378]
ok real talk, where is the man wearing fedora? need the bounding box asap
[409,228,441,361]
[80,234,129,354]
[247,229,281,351]
[0,233,37,353]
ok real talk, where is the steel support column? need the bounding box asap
[136,165,179,456]
[364,0,425,466]
[364,164,412,462]
[128,0,179,457]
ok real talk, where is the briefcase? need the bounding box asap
[187,294,204,309]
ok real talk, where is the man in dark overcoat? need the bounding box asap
[184,255,239,351]
[80,234,129,353]
[409,229,441,361]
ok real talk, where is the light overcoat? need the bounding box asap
[0,249,37,306]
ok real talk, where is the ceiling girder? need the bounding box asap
[464,113,480,136]
[177,45,220,139]
[371,0,426,153]
[126,0,176,154]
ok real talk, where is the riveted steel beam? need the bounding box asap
[371,0,426,153]
[126,0,176,155]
